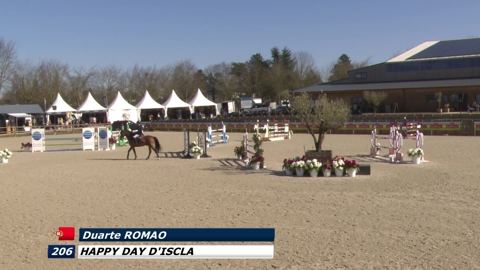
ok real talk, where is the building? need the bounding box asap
[0,104,44,129]
[293,37,480,113]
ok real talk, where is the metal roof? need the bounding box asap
[408,38,480,60]
[292,78,480,93]
[387,37,480,62]
[0,104,44,114]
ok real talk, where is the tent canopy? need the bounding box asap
[162,90,191,108]
[108,92,137,110]
[107,92,138,122]
[136,91,165,109]
[77,92,107,112]
[8,113,32,118]
[46,93,76,114]
[188,88,217,107]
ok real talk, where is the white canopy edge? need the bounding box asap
[8,113,32,118]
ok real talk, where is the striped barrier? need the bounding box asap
[182,129,210,159]
[243,131,256,161]
[370,126,400,158]
[30,127,110,152]
[370,123,426,163]
[257,119,291,141]
[207,122,228,147]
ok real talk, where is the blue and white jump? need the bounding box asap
[207,122,228,147]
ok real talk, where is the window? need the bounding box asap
[355,72,367,79]
[426,94,438,103]
[476,94,480,104]
[351,97,363,105]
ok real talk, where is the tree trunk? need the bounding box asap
[315,132,325,152]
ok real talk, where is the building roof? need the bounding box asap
[292,78,480,93]
[387,37,480,62]
[0,104,44,114]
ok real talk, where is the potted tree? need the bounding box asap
[363,91,388,114]
[435,92,443,113]
[290,92,351,161]
[444,103,450,113]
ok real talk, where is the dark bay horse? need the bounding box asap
[120,130,162,160]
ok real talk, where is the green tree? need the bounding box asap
[291,92,351,152]
[362,91,388,114]
[328,54,352,82]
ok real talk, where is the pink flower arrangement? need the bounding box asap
[322,158,333,171]
[344,159,360,173]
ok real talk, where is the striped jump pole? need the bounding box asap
[370,126,399,157]
[181,128,193,159]
[208,121,227,147]
[243,131,256,162]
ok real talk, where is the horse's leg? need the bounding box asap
[132,147,137,160]
[127,146,132,159]
[155,144,160,159]
[146,144,152,160]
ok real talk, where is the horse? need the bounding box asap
[119,129,162,160]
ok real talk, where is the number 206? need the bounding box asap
[52,247,73,256]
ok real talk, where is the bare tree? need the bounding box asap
[363,91,388,114]
[66,67,95,107]
[0,37,17,94]
[91,65,123,104]
[170,59,202,101]
[36,60,69,106]
[352,57,371,69]
[5,61,38,103]
[293,51,322,89]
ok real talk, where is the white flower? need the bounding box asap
[191,146,203,154]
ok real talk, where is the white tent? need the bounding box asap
[136,91,165,120]
[162,90,192,117]
[136,91,165,109]
[107,91,139,122]
[188,88,219,115]
[46,93,76,114]
[77,92,107,112]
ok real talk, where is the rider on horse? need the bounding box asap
[132,120,144,144]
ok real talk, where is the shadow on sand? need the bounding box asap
[89,151,185,160]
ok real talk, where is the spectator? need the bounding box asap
[468,101,479,112]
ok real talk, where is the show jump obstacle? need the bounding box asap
[243,131,256,160]
[182,128,210,159]
[255,119,291,141]
[207,122,228,147]
[370,121,425,162]
[30,127,110,152]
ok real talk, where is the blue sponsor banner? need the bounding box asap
[79,228,275,242]
[47,245,76,259]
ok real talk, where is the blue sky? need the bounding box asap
[1,0,479,71]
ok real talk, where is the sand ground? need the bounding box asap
[0,131,479,270]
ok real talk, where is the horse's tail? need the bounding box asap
[154,136,162,152]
